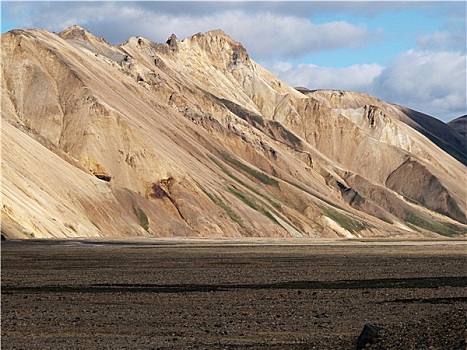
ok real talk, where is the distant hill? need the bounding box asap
[448,115,467,138]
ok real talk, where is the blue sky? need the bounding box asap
[1,1,466,121]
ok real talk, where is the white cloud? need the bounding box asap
[220,14,371,58]
[418,30,466,52]
[266,61,383,92]
[371,50,466,120]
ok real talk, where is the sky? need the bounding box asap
[1,1,466,122]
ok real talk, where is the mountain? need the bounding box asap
[1,26,466,239]
[448,115,467,138]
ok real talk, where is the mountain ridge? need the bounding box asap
[1,27,466,239]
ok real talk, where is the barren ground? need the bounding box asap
[1,238,466,349]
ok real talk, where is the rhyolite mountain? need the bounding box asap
[1,26,466,239]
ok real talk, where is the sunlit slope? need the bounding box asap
[2,26,465,238]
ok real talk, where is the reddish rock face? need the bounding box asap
[1,27,466,239]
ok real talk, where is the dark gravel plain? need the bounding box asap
[1,239,466,349]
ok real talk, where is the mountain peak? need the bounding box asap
[59,25,90,39]
[59,25,107,44]
[188,29,241,48]
[182,29,250,70]
[194,29,228,38]
[166,33,179,51]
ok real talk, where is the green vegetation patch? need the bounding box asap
[218,151,279,187]
[209,155,279,206]
[199,186,244,227]
[228,186,260,212]
[285,179,342,210]
[227,186,280,226]
[207,154,300,233]
[405,210,466,236]
[321,206,366,233]
[209,155,236,180]
[133,205,149,232]
[271,176,369,233]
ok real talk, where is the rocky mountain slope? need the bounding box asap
[1,26,466,239]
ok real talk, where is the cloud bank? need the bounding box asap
[4,2,372,58]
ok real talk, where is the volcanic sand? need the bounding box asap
[2,238,466,349]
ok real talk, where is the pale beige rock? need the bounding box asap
[1,27,466,239]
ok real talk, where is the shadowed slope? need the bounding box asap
[448,115,467,138]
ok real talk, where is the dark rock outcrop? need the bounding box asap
[356,324,383,349]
